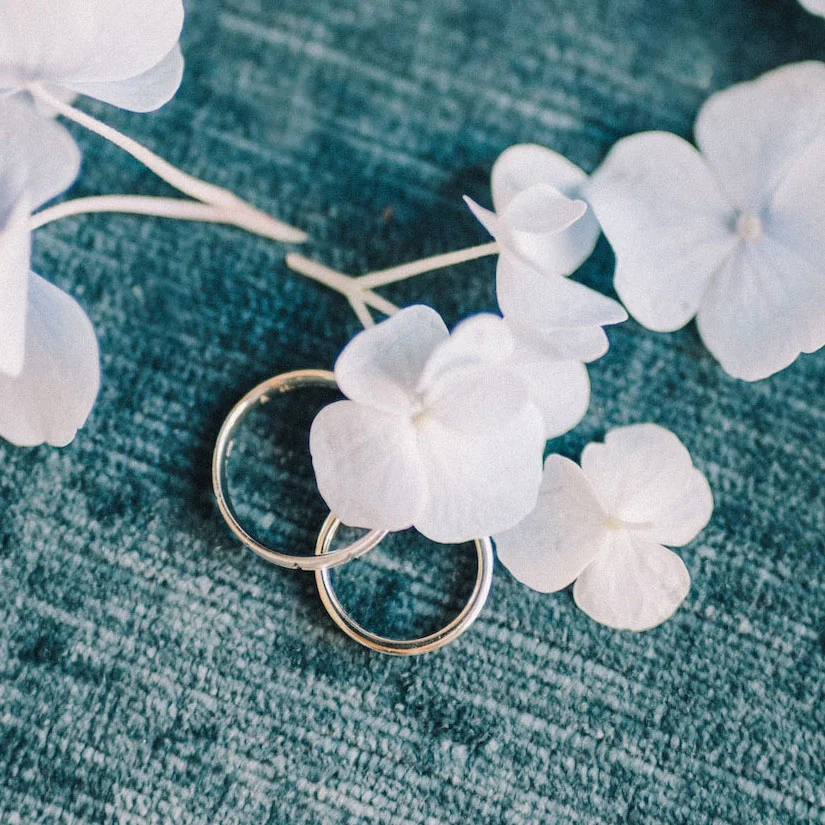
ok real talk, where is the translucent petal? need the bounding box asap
[588,131,738,332]
[0,195,31,377]
[310,401,427,531]
[696,238,825,381]
[424,367,529,436]
[509,349,591,440]
[0,1,99,85]
[0,0,184,86]
[418,313,513,392]
[491,143,601,273]
[418,314,527,433]
[0,272,99,447]
[497,253,627,331]
[696,62,825,211]
[494,455,609,592]
[637,468,713,548]
[0,98,81,209]
[64,44,184,112]
[768,136,825,357]
[463,196,503,241]
[798,0,825,14]
[581,424,695,524]
[334,305,448,415]
[465,187,589,277]
[530,326,610,363]
[573,532,690,631]
[413,404,545,543]
[500,184,587,235]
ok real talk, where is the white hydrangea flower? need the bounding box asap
[463,144,627,439]
[0,0,185,112]
[587,61,825,381]
[0,98,99,447]
[466,144,601,276]
[310,305,546,544]
[494,424,713,631]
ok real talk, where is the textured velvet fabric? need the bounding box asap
[1,1,824,822]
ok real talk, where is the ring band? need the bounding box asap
[212,369,387,570]
[314,514,494,655]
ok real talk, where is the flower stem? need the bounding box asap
[27,83,307,244]
[31,195,238,231]
[356,241,500,288]
[286,254,400,329]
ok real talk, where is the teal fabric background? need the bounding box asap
[1,0,824,822]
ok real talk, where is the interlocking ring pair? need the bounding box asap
[212,369,494,655]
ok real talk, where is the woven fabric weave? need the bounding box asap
[1,1,823,822]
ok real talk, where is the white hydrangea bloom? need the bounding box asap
[463,144,628,439]
[0,0,185,112]
[588,62,825,381]
[310,305,546,543]
[466,143,601,276]
[0,98,99,447]
[494,424,713,631]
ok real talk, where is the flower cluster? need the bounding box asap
[311,158,628,545]
[0,0,186,447]
[12,6,822,633]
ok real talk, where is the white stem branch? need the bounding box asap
[31,196,239,231]
[28,83,307,244]
[286,254,399,329]
[357,241,500,288]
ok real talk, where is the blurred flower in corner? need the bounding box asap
[0,0,185,112]
[0,98,99,447]
[799,0,825,17]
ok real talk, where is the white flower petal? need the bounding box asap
[334,305,448,415]
[798,0,825,15]
[588,131,738,332]
[420,314,528,434]
[0,0,184,87]
[310,401,427,531]
[0,272,99,447]
[424,367,529,435]
[418,313,513,390]
[0,98,81,209]
[638,467,713,548]
[0,195,31,377]
[463,196,503,241]
[695,239,825,381]
[494,455,609,592]
[0,2,99,87]
[581,424,695,524]
[573,532,690,631]
[413,404,545,543]
[767,140,825,358]
[696,62,825,211]
[491,143,601,273]
[509,350,591,439]
[64,44,184,113]
[529,326,610,363]
[500,184,587,236]
[497,253,627,330]
[466,185,590,277]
